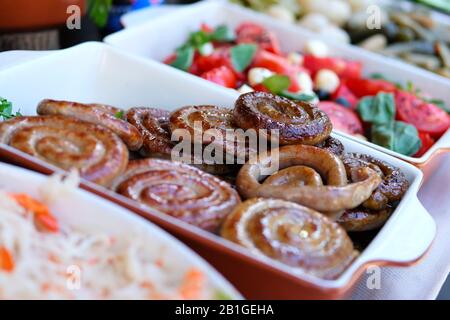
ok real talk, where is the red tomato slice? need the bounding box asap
[252,50,293,74]
[251,83,270,93]
[395,91,450,137]
[318,101,364,135]
[303,55,362,79]
[414,132,435,157]
[236,22,281,55]
[331,83,358,110]
[200,66,237,88]
[345,78,397,98]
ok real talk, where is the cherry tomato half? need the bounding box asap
[414,132,435,157]
[331,83,358,110]
[345,78,397,98]
[303,55,362,79]
[236,22,281,55]
[200,66,237,88]
[318,101,364,135]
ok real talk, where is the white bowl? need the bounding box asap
[0,161,241,300]
[104,0,450,168]
[0,42,435,298]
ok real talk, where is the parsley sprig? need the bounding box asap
[0,97,22,120]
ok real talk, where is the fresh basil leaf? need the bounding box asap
[231,44,257,72]
[189,30,211,48]
[393,121,422,156]
[357,93,395,126]
[212,25,236,42]
[114,110,124,119]
[371,121,422,156]
[262,75,290,94]
[170,47,195,71]
[371,122,395,151]
[280,91,317,102]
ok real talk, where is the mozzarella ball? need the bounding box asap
[266,5,296,24]
[248,68,274,86]
[318,25,351,44]
[237,84,255,94]
[199,42,214,56]
[298,13,330,32]
[287,52,304,66]
[296,72,313,92]
[304,39,329,57]
[314,69,340,93]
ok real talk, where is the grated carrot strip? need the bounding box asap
[0,247,15,272]
[9,193,59,232]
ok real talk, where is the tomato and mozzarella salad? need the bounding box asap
[164,22,450,157]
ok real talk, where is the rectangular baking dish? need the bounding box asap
[104,0,450,178]
[0,42,435,299]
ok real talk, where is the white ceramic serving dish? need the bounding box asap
[0,42,435,299]
[104,0,450,176]
[0,161,241,300]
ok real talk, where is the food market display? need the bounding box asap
[162,21,450,157]
[1,0,448,301]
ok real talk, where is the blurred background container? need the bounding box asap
[0,0,200,51]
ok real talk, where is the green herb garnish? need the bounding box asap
[262,75,317,102]
[214,290,233,300]
[114,110,124,119]
[170,47,195,71]
[0,97,22,120]
[357,92,421,156]
[211,25,236,42]
[280,91,317,102]
[369,73,389,80]
[357,93,396,125]
[231,44,257,72]
[371,121,421,156]
[262,75,290,94]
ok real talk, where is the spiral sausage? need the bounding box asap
[0,116,128,186]
[236,145,381,217]
[221,198,358,279]
[126,107,173,157]
[315,137,345,156]
[342,153,409,210]
[233,92,332,145]
[111,159,240,232]
[37,99,143,151]
[170,105,236,145]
